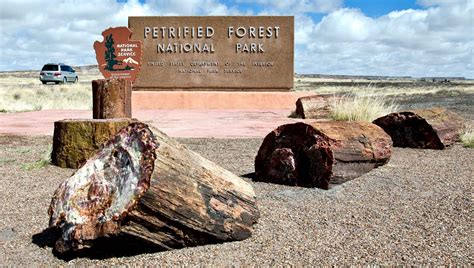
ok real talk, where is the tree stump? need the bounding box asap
[255,121,392,189]
[48,122,259,253]
[92,79,132,119]
[51,118,136,168]
[373,107,464,149]
[294,94,336,119]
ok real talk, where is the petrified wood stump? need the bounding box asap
[373,107,464,149]
[294,94,336,119]
[92,79,132,119]
[48,123,259,253]
[51,118,136,168]
[255,121,392,189]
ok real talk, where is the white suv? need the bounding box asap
[40,63,78,84]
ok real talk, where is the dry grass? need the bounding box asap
[0,68,101,113]
[0,68,473,113]
[293,77,474,96]
[460,124,474,148]
[330,91,399,122]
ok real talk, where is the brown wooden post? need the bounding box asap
[92,79,132,119]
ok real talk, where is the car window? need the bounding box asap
[61,65,69,71]
[42,65,58,71]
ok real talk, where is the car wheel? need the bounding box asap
[62,77,67,84]
[74,77,78,83]
[41,81,47,84]
[55,81,60,84]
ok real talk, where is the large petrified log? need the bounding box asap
[373,107,464,149]
[294,94,336,119]
[255,121,392,189]
[51,118,136,168]
[48,122,259,253]
[92,79,132,119]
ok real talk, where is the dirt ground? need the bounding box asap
[0,79,472,265]
[0,90,473,137]
[0,134,473,265]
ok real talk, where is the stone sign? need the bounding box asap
[94,27,142,82]
[128,16,294,91]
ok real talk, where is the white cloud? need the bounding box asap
[0,0,150,70]
[146,0,240,15]
[0,0,472,77]
[297,1,474,77]
[238,0,343,13]
[0,0,243,71]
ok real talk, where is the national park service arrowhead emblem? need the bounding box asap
[94,27,142,82]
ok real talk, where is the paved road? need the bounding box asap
[0,109,303,138]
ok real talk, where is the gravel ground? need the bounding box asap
[0,135,472,265]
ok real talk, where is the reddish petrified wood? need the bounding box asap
[48,123,259,253]
[255,121,392,189]
[92,79,132,119]
[294,94,335,119]
[373,107,464,149]
[49,123,157,252]
[255,122,334,189]
[314,121,392,185]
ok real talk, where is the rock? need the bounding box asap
[0,227,17,242]
[373,107,464,149]
[314,121,393,185]
[294,94,335,119]
[48,122,259,253]
[255,121,392,189]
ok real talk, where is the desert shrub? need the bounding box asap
[330,91,398,122]
[460,125,474,148]
[36,89,46,96]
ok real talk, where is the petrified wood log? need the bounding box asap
[315,121,392,185]
[51,118,136,168]
[48,122,259,253]
[255,121,392,189]
[92,79,132,119]
[373,107,464,149]
[294,94,336,119]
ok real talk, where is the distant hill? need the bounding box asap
[295,73,466,81]
[0,64,470,82]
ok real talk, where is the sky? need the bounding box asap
[0,0,473,77]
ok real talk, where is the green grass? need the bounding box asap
[330,91,399,122]
[21,145,52,170]
[0,159,15,165]
[21,158,50,170]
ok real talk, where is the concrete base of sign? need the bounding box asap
[132,91,312,110]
